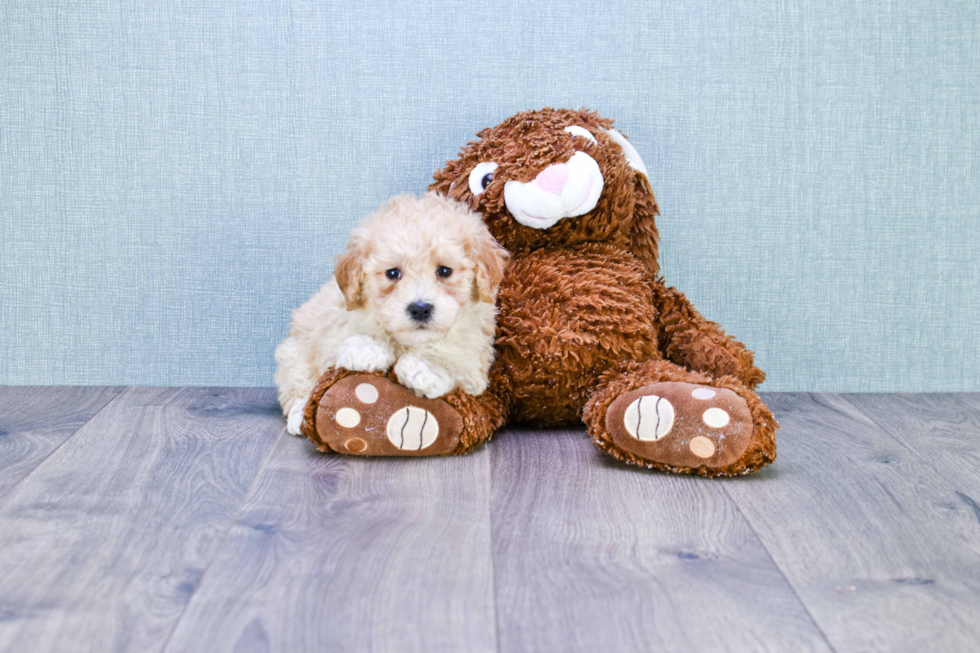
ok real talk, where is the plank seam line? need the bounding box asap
[837,393,980,530]
[0,385,127,505]
[834,393,964,482]
[488,431,503,653]
[720,480,838,653]
[826,393,980,638]
[159,425,288,653]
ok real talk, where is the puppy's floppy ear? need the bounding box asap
[469,228,509,303]
[333,233,368,310]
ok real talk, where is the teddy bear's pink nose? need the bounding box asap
[533,163,569,196]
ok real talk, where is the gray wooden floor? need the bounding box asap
[1,388,979,653]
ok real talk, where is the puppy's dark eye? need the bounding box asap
[481,173,493,190]
[436,266,452,278]
[385,268,401,280]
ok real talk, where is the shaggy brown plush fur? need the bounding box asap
[305,108,777,476]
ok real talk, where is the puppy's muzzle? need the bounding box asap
[407,301,434,324]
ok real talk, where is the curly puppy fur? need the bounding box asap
[276,192,508,433]
[307,108,777,476]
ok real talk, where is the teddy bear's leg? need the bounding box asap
[583,359,777,477]
[651,284,767,390]
[299,367,508,456]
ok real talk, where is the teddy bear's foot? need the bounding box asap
[605,381,754,471]
[309,374,464,456]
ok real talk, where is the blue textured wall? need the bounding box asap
[2,0,978,391]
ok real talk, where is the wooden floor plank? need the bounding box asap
[0,387,282,653]
[841,393,980,500]
[4,389,976,652]
[724,393,980,653]
[163,435,497,653]
[0,386,123,497]
[489,426,832,653]
[951,393,980,415]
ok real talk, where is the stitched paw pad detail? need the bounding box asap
[606,382,753,469]
[623,395,675,440]
[386,406,439,450]
[311,374,463,456]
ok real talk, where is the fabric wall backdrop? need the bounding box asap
[2,0,978,391]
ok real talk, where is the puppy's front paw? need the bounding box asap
[335,335,396,373]
[458,375,488,396]
[395,355,455,399]
[287,397,308,435]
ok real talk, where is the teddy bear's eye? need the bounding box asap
[563,125,598,145]
[468,162,499,196]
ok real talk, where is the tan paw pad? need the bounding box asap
[335,407,361,428]
[355,383,379,404]
[689,436,716,458]
[702,407,730,428]
[344,437,367,453]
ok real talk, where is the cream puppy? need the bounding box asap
[275,192,508,435]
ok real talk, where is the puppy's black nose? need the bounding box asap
[407,301,434,324]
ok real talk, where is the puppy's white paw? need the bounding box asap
[336,335,396,373]
[395,355,455,399]
[286,398,308,435]
[458,375,488,396]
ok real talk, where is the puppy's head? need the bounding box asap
[334,192,508,345]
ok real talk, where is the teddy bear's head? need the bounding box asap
[429,108,661,275]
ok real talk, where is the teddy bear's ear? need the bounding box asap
[601,128,648,177]
[429,159,464,199]
[631,174,661,278]
[603,128,660,277]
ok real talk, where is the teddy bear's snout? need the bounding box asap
[533,164,569,196]
[503,151,604,231]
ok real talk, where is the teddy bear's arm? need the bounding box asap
[651,283,766,390]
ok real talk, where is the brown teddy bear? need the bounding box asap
[302,108,777,477]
